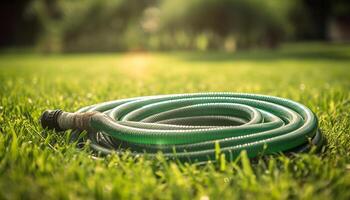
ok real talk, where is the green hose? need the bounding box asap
[53,92,322,162]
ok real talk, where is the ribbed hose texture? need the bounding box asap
[68,93,323,162]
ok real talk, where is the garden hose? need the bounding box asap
[40,93,323,162]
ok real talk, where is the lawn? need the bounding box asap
[0,43,349,199]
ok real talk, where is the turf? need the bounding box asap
[0,42,349,199]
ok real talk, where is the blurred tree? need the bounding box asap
[0,0,39,48]
[291,0,350,40]
[328,0,350,41]
[28,0,156,52]
[159,0,293,50]
[2,0,347,51]
[291,0,331,40]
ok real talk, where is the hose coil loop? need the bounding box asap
[68,93,322,161]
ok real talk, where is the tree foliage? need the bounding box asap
[29,0,298,52]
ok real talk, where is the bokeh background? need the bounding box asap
[1,0,349,52]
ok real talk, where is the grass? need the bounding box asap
[0,42,349,199]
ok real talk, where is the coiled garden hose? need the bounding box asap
[40,93,323,162]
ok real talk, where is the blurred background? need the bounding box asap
[0,0,349,53]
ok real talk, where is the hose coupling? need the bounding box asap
[40,109,100,132]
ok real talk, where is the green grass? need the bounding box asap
[0,42,349,199]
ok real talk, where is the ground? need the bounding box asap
[0,43,349,199]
